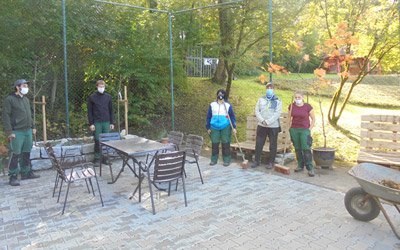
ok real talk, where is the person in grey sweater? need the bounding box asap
[251,82,282,169]
[2,79,40,186]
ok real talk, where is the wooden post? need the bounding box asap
[118,86,129,136]
[124,85,128,135]
[33,96,47,143]
[42,96,47,143]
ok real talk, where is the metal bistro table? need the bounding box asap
[100,137,173,202]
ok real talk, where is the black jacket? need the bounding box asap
[2,93,33,135]
[87,92,114,125]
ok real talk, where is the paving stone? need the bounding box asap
[0,156,398,249]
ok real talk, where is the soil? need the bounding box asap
[380,180,400,190]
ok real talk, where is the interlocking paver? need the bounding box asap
[0,156,399,249]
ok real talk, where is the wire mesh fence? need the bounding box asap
[0,1,235,143]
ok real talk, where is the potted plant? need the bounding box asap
[311,68,336,169]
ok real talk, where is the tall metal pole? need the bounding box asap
[62,0,70,137]
[268,0,273,83]
[168,13,175,131]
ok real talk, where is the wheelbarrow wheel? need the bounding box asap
[344,187,380,222]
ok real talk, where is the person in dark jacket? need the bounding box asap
[206,89,237,166]
[2,79,40,186]
[87,80,115,164]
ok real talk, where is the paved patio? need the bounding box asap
[0,156,399,249]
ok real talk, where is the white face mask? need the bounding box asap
[20,87,29,95]
[295,99,303,105]
[98,87,105,94]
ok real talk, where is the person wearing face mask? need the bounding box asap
[289,91,316,177]
[2,79,40,186]
[206,89,237,166]
[87,80,115,165]
[251,82,282,169]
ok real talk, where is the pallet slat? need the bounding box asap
[360,130,400,141]
[361,115,400,123]
[361,122,400,132]
[360,140,400,151]
[358,115,400,168]
[357,151,400,166]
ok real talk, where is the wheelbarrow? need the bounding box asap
[345,163,400,239]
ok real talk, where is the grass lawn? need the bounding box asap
[175,74,399,165]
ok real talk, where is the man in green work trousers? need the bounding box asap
[2,79,40,186]
[87,80,115,165]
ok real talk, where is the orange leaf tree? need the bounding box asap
[317,0,399,126]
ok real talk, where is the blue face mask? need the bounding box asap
[266,89,274,98]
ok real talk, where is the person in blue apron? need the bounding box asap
[206,89,237,166]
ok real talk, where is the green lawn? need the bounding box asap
[175,75,400,164]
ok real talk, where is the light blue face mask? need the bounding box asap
[266,89,274,98]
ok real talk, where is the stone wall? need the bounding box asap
[31,142,95,171]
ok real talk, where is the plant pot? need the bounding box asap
[313,147,335,169]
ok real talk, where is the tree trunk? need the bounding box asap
[50,68,58,109]
[212,58,227,84]
[215,0,235,97]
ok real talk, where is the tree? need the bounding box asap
[213,0,308,98]
[316,0,400,125]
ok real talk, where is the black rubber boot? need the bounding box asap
[20,152,40,180]
[9,175,20,186]
[21,171,40,180]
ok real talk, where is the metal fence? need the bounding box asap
[186,47,218,78]
[1,1,244,144]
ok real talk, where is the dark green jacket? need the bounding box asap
[2,93,33,135]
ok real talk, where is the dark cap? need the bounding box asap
[13,79,29,88]
[266,82,274,88]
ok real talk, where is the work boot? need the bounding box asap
[9,175,20,186]
[21,171,40,180]
[223,162,230,167]
[294,167,304,172]
[251,162,259,168]
[209,161,217,166]
[265,162,274,169]
[93,158,100,167]
[101,157,111,165]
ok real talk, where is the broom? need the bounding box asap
[222,101,249,169]
[273,98,293,175]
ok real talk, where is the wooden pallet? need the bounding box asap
[230,113,291,156]
[357,115,400,169]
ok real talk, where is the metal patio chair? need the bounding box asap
[99,132,121,180]
[183,134,204,184]
[167,131,184,150]
[45,143,104,215]
[140,151,187,215]
[47,145,87,198]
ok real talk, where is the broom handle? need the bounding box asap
[281,99,294,165]
[222,101,246,161]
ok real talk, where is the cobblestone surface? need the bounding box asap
[0,156,399,249]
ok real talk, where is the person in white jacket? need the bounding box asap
[251,82,282,169]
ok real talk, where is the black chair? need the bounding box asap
[48,146,87,198]
[140,151,187,215]
[99,132,121,180]
[45,143,104,215]
[183,134,204,184]
[167,131,184,150]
